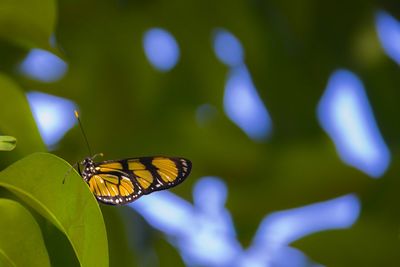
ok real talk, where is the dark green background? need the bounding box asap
[1,0,400,266]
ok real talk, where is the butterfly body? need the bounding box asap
[80,157,96,182]
[79,156,192,205]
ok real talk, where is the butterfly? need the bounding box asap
[78,155,192,205]
[72,110,192,205]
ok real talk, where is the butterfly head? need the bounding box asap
[80,153,103,182]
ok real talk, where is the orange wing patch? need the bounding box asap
[134,170,154,189]
[88,174,135,198]
[99,162,123,169]
[120,176,135,196]
[89,175,109,196]
[128,161,146,170]
[152,157,179,183]
[127,159,154,189]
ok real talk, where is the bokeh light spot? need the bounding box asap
[19,49,67,82]
[224,65,272,141]
[213,29,244,67]
[253,194,360,247]
[196,103,218,126]
[375,10,400,65]
[27,91,77,148]
[317,69,391,178]
[143,28,180,71]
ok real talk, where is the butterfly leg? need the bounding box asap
[62,162,80,184]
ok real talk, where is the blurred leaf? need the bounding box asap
[0,153,108,267]
[0,199,50,267]
[39,218,80,267]
[0,0,56,49]
[0,73,45,166]
[0,135,16,151]
[101,206,137,267]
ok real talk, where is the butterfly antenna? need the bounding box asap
[75,110,93,157]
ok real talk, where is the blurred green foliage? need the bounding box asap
[0,0,55,50]
[0,0,400,266]
[0,74,45,165]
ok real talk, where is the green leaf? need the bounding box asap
[0,250,16,267]
[0,199,50,267]
[0,73,45,166]
[0,135,16,151]
[0,0,56,49]
[0,153,108,267]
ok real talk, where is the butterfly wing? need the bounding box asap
[126,156,192,192]
[90,156,191,205]
[87,172,141,205]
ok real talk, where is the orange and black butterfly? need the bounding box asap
[73,111,192,205]
[78,155,191,205]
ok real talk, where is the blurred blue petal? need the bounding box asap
[317,69,391,178]
[193,176,228,212]
[19,49,67,82]
[213,29,244,67]
[375,10,400,65]
[131,177,242,267]
[143,28,180,71]
[184,177,240,266]
[131,177,356,266]
[130,191,194,236]
[27,91,77,148]
[252,194,360,248]
[240,246,314,267]
[224,65,272,140]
